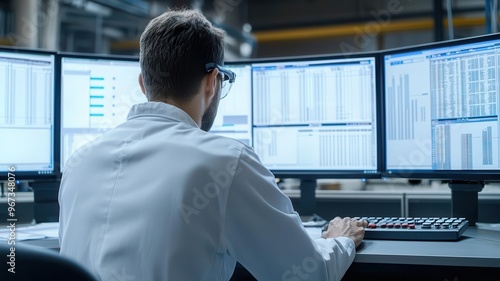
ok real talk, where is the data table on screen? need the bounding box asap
[0,51,55,176]
[252,57,379,173]
[384,37,500,173]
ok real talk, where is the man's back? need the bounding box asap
[59,102,244,280]
[59,9,365,281]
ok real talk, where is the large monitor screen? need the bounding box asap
[209,62,252,146]
[60,55,146,171]
[0,48,57,179]
[383,34,500,180]
[251,55,380,178]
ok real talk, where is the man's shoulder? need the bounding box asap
[200,131,250,155]
[200,133,264,170]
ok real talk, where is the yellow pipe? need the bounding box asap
[253,17,490,42]
[110,39,139,51]
[0,38,13,46]
[110,16,494,50]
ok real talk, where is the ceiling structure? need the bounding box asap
[1,0,496,58]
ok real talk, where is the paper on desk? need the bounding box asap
[0,222,59,241]
[19,222,59,238]
[0,230,46,241]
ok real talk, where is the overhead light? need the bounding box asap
[239,42,252,57]
[242,23,252,33]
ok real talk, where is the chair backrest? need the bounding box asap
[1,242,99,281]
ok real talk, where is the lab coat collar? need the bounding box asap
[127,102,199,128]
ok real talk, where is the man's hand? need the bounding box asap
[322,217,368,247]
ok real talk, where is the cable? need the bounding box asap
[493,0,499,33]
[446,0,454,39]
[486,0,492,33]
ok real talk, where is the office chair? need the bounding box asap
[1,242,99,281]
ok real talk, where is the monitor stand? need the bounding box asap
[299,179,317,216]
[448,180,484,226]
[30,180,61,223]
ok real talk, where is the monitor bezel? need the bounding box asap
[248,52,383,179]
[381,32,500,181]
[0,46,60,181]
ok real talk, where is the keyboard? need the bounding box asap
[357,217,469,241]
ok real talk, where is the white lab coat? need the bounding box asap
[59,102,355,281]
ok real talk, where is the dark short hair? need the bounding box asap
[139,9,225,102]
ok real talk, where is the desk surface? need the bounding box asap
[355,224,500,267]
[21,224,500,268]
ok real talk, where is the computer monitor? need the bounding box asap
[59,53,146,172]
[0,47,57,180]
[383,33,500,225]
[251,54,381,179]
[383,33,500,181]
[209,62,252,146]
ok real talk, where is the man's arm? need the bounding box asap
[224,146,365,281]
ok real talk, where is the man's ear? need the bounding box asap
[204,68,219,102]
[138,73,146,97]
